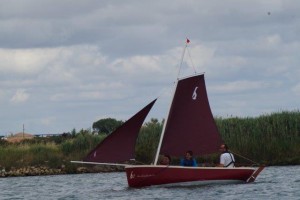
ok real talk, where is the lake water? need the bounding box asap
[0,166,299,200]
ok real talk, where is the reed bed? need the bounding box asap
[215,111,300,165]
[0,131,105,172]
[0,143,62,170]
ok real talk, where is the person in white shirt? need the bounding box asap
[218,144,235,168]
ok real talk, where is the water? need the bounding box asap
[0,166,299,200]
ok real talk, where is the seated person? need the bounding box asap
[217,144,235,168]
[180,150,197,167]
[159,155,171,165]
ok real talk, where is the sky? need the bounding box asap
[1,0,300,135]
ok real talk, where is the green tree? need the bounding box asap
[71,128,76,137]
[135,118,163,163]
[92,118,123,135]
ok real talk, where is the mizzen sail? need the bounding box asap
[84,99,157,163]
[159,74,222,157]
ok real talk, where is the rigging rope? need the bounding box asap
[176,38,197,79]
[230,151,260,166]
[176,43,187,79]
[186,47,197,74]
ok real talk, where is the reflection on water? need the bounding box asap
[0,166,299,200]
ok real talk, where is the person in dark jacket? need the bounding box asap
[180,150,197,167]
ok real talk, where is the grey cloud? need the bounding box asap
[1,0,300,134]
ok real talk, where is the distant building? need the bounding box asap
[6,132,34,143]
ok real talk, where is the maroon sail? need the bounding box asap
[84,99,157,163]
[159,74,222,157]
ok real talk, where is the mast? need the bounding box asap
[153,80,179,165]
[154,38,190,165]
[176,38,190,79]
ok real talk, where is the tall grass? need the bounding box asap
[0,130,105,172]
[0,143,62,170]
[215,111,300,165]
[60,132,105,160]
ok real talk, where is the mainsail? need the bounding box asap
[158,74,222,157]
[84,99,157,163]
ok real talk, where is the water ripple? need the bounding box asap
[0,166,299,200]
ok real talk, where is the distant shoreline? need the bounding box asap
[0,165,125,178]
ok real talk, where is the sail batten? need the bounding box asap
[159,74,222,157]
[83,99,157,163]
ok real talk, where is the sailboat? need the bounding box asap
[72,40,264,187]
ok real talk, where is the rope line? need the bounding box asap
[186,46,197,74]
[230,151,260,165]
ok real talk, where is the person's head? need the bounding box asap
[185,150,193,160]
[219,144,228,153]
[161,155,171,165]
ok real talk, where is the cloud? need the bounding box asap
[1,0,300,135]
[10,89,30,103]
[292,83,300,95]
[0,48,48,75]
[41,117,56,126]
[210,80,274,94]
